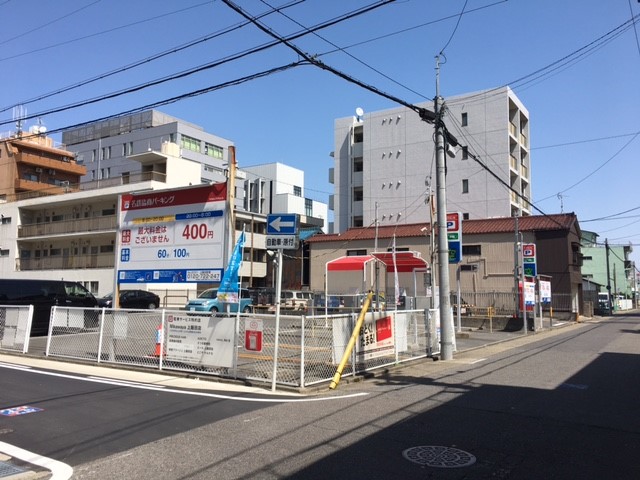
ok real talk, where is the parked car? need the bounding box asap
[184,288,253,313]
[0,279,98,336]
[280,290,314,311]
[98,290,160,309]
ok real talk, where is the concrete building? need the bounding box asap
[0,128,86,202]
[330,86,531,233]
[62,110,241,197]
[243,162,328,233]
[581,230,634,298]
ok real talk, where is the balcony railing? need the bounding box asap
[18,215,117,238]
[7,171,167,202]
[17,253,115,271]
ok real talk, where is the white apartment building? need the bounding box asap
[243,162,328,233]
[330,86,531,233]
[62,110,241,197]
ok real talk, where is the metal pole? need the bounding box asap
[605,239,612,314]
[456,264,461,333]
[434,55,453,360]
[271,249,284,391]
[520,236,527,335]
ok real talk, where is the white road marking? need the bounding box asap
[0,363,368,403]
[0,441,73,480]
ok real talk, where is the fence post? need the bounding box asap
[300,314,306,388]
[97,308,106,363]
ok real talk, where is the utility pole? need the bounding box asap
[605,238,612,314]
[434,55,453,360]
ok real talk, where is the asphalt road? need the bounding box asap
[1,313,639,479]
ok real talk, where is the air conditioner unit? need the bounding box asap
[35,167,43,173]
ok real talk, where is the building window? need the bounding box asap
[462,146,468,160]
[353,126,363,143]
[462,245,481,256]
[181,135,201,153]
[353,216,363,227]
[0,249,9,257]
[463,213,470,220]
[353,157,363,172]
[347,249,367,256]
[461,112,468,126]
[1,216,11,224]
[293,186,302,197]
[462,179,469,194]
[91,149,96,163]
[122,143,126,156]
[100,245,114,254]
[204,143,223,159]
[305,198,313,216]
[353,186,363,202]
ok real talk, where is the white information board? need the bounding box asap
[116,183,227,284]
[165,314,235,368]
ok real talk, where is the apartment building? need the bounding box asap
[0,127,86,202]
[330,86,531,233]
[62,110,240,196]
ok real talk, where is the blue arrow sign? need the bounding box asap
[267,214,298,235]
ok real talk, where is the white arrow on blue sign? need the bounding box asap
[267,214,298,235]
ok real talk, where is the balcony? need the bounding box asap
[15,149,86,176]
[18,215,117,238]
[17,253,115,271]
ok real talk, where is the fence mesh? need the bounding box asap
[0,305,33,353]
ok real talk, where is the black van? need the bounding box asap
[0,279,98,336]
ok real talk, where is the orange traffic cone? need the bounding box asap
[154,325,163,357]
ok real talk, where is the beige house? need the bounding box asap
[306,214,584,315]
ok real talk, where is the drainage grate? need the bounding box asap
[0,461,27,478]
[403,446,476,468]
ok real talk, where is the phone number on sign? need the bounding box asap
[187,270,221,282]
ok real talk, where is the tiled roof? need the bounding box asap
[306,214,578,243]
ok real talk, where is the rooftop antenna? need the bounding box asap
[355,107,364,122]
[557,193,567,213]
[13,105,26,134]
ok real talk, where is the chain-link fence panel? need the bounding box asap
[0,305,33,354]
[47,307,102,360]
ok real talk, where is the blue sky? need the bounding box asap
[1,0,639,262]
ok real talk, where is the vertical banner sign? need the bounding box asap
[447,212,462,264]
[116,183,227,284]
[523,243,537,277]
[217,230,245,303]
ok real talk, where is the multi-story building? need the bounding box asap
[62,110,239,197]
[330,86,531,233]
[581,230,634,298]
[0,127,86,202]
[243,162,328,233]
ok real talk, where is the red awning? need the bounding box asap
[326,252,428,273]
[326,255,376,271]
[371,251,428,273]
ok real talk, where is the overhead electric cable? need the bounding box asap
[0,2,389,128]
[0,1,213,63]
[439,0,468,54]
[221,0,436,123]
[0,0,101,47]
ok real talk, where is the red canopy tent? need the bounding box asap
[324,252,429,310]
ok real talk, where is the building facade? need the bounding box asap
[330,86,531,233]
[0,128,86,202]
[307,214,583,316]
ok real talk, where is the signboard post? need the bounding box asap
[266,213,299,391]
[523,243,537,277]
[447,212,462,264]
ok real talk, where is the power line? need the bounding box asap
[0,2,387,128]
[439,0,469,55]
[0,0,305,114]
[0,0,101,47]
[0,1,214,63]
[221,0,436,123]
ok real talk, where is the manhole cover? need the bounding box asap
[0,461,27,478]
[403,446,476,468]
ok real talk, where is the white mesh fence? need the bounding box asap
[0,305,33,354]
[45,307,436,388]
